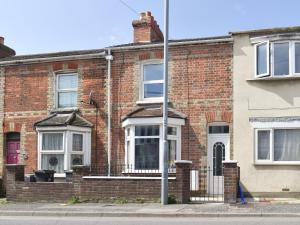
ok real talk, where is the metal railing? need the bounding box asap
[190,166,224,202]
[99,163,177,176]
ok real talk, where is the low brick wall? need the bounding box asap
[6,161,191,203]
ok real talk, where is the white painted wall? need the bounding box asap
[233,34,300,195]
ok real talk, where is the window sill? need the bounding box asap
[51,107,79,113]
[254,162,300,166]
[54,173,66,178]
[136,100,164,105]
[247,75,300,81]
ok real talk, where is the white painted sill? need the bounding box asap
[247,75,300,81]
[136,100,164,105]
[254,161,300,166]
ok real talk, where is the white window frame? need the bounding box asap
[70,132,85,167]
[293,41,300,75]
[255,40,300,78]
[140,61,164,102]
[254,127,300,165]
[123,117,184,173]
[37,126,91,177]
[271,41,291,77]
[56,73,78,109]
[255,41,270,77]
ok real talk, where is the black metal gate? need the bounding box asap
[190,166,224,202]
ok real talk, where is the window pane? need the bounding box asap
[135,138,159,169]
[274,129,300,161]
[168,140,176,167]
[209,125,229,134]
[257,43,268,75]
[72,134,83,151]
[274,43,289,76]
[296,43,300,73]
[144,64,163,81]
[168,127,177,135]
[71,154,83,166]
[58,92,77,108]
[42,133,63,150]
[144,83,163,98]
[257,130,270,160]
[58,74,78,89]
[41,154,64,173]
[135,125,159,136]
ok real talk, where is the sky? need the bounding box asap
[1,0,300,55]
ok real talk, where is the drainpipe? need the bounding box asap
[105,49,113,176]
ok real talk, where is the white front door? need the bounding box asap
[207,133,230,195]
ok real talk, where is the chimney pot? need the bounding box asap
[0,37,4,45]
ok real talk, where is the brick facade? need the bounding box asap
[223,161,239,203]
[0,12,233,202]
[110,42,232,168]
[1,59,107,175]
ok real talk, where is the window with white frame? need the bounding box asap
[255,41,300,77]
[56,73,78,108]
[125,124,181,171]
[38,129,91,174]
[256,128,300,163]
[141,63,164,100]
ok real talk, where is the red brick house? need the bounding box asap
[0,12,233,185]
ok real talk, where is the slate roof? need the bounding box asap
[34,112,93,128]
[121,106,187,121]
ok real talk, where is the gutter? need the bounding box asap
[0,52,106,66]
[108,37,233,51]
[105,49,113,176]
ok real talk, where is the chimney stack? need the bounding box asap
[132,11,164,43]
[0,36,16,58]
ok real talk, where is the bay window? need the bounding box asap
[124,123,181,171]
[38,128,91,175]
[256,128,300,163]
[255,41,300,77]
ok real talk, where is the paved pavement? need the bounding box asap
[1,201,300,217]
[1,216,300,225]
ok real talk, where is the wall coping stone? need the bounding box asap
[175,160,192,164]
[222,160,238,164]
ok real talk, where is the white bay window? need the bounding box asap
[123,117,183,172]
[37,127,91,175]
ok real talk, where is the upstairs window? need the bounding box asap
[255,41,300,78]
[142,63,164,100]
[56,73,78,108]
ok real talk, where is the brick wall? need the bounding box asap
[0,39,232,178]
[223,161,239,203]
[110,42,233,167]
[6,161,191,203]
[1,59,108,175]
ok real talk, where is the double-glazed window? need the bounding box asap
[142,63,164,100]
[39,130,90,174]
[255,41,300,77]
[56,73,78,108]
[125,124,180,171]
[256,128,300,163]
